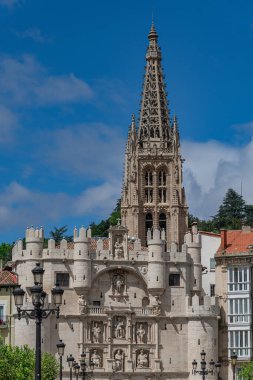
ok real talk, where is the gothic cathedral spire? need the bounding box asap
[121,23,188,248]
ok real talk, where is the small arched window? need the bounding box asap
[158,170,167,203]
[159,213,166,233]
[145,213,153,239]
[145,171,153,203]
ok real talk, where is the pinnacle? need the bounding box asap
[148,21,158,41]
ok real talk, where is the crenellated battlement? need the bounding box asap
[25,226,44,242]
[74,226,91,243]
[184,222,201,246]
[186,294,219,316]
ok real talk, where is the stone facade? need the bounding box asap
[12,23,220,380]
[12,223,219,379]
[121,23,188,248]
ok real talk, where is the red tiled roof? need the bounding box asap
[200,231,220,237]
[0,270,17,286]
[216,229,253,255]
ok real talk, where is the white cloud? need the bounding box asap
[0,105,19,143]
[0,55,93,106]
[15,28,51,43]
[38,123,125,180]
[0,180,120,233]
[182,134,253,219]
[0,0,21,7]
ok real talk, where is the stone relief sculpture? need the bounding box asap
[112,274,125,295]
[78,295,88,315]
[90,349,102,368]
[151,295,161,316]
[136,349,149,368]
[92,322,102,343]
[113,316,126,339]
[113,349,124,372]
[114,238,124,259]
[136,323,147,343]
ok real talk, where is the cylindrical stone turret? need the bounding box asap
[184,222,202,293]
[147,229,165,296]
[73,227,91,291]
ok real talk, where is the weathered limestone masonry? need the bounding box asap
[12,223,219,380]
[121,23,188,248]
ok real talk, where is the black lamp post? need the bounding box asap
[13,262,64,380]
[74,363,80,380]
[67,354,75,380]
[231,350,238,380]
[57,339,65,380]
[68,352,94,380]
[192,350,221,380]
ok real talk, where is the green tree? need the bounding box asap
[42,352,60,380]
[90,199,121,237]
[49,226,73,243]
[0,340,59,380]
[244,204,253,227]
[0,243,12,266]
[213,188,245,230]
[238,361,253,380]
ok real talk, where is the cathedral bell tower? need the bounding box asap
[121,23,188,248]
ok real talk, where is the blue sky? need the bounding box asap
[0,0,253,242]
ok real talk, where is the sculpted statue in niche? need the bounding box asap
[136,349,149,368]
[113,349,124,372]
[113,316,126,339]
[114,237,124,259]
[136,323,147,343]
[112,274,125,295]
[78,295,88,315]
[151,295,161,316]
[90,349,102,368]
[91,322,102,343]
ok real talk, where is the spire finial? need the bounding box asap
[148,19,158,41]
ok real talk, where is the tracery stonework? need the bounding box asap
[121,23,188,248]
[13,23,220,380]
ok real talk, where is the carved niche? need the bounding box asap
[113,316,126,339]
[110,269,128,301]
[135,322,148,344]
[91,321,103,343]
[112,349,124,372]
[90,348,103,368]
[136,349,149,368]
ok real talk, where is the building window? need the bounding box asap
[144,171,153,204]
[228,298,251,324]
[210,258,216,271]
[228,267,250,292]
[210,284,215,297]
[159,213,166,238]
[56,273,70,287]
[93,301,100,306]
[158,171,166,203]
[169,273,180,286]
[145,213,153,239]
[228,330,251,358]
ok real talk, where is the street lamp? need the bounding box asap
[69,352,94,380]
[192,350,221,379]
[57,339,65,380]
[67,354,75,380]
[74,363,80,380]
[231,350,238,380]
[13,263,64,380]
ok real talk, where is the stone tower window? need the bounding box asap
[145,213,153,238]
[145,171,153,203]
[158,171,166,203]
[159,213,166,233]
